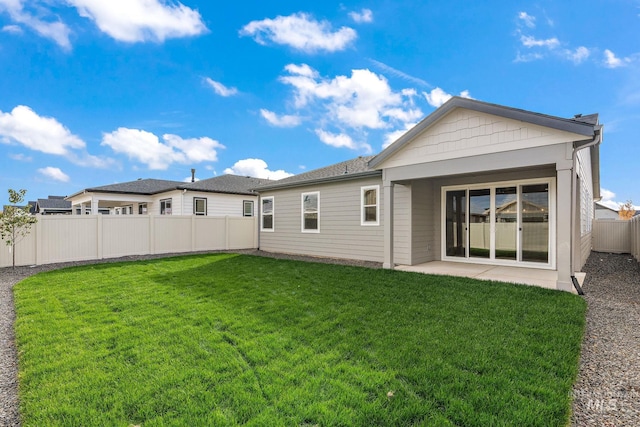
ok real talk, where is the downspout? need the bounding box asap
[570,125,602,295]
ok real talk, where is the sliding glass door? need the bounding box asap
[443,180,552,266]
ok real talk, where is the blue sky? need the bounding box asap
[0,0,638,209]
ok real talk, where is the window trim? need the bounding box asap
[243,200,254,217]
[138,203,147,215]
[301,191,320,233]
[160,198,172,215]
[193,197,207,216]
[261,197,274,232]
[361,185,380,226]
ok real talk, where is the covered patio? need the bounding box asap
[396,261,585,293]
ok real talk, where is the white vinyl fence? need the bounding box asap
[592,217,640,262]
[1,215,258,268]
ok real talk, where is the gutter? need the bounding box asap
[570,125,602,295]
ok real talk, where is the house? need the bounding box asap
[33,195,76,215]
[594,202,619,220]
[256,97,602,292]
[66,173,272,217]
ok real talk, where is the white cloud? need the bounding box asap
[37,166,70,183]
[223,158,293,180]
[315,129,356,149]
[368,59,431,88]
[101,128,225,170]
[1,24,21,33]
[9,153,31,161]
[603,49,628,68]
[240,12,357,53]
[518,12,536,28]
[520,35,560,49]
[349,8,373,23]
[280,65,412,129]
[0,105,85,155]
[68,0,207,42]
[0,0,71,49]
[284,63,318,78]
[565,46,590,64]
[514,51,544,63]
[423,87,472,108]
[204,77,238,97]
[260,109,302,127]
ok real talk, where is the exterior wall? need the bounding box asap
[381,108,587,169]
[0,215,258,268]
[410,180,435,264]
[595,205,619,220]
[392,184,411,265]
[70,191,257,217]
[258,176,385,263]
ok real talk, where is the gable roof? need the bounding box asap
[255,156,379,191]
[369,96,600,169]
[36,196,72,211]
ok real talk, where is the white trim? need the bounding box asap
[261,196,274,232]
[301,191,320,233]
[361,185,380,226]
[440,177,556,270]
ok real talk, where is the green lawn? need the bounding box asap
[14,254,586,426]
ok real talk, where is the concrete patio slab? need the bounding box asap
[395,261,569,291]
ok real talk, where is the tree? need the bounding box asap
[0,189,38,268]
[619,200,636,221]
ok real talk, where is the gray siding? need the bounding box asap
[393,184,411,265]
[411,180,435,264]
[579,232,591,271]
[259,177,385,262]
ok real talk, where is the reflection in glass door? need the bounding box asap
[469,189,490,258]
[521,184,549,263]
[494,187,517,260]
[445,190,466,257]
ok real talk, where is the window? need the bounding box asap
[361,185,379,226]
[160,198,172,215]
[123,205,132,215]
[194,197,207,215]
[243,200,254,217]
[138,203,147,215]
[261,197,274,231]
[302,192,319,232]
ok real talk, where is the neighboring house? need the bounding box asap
[34,195,80,215]
[67,174,272,217]
[594,202,619,220]
[256,97,602,292]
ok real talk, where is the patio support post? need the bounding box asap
[91,198,99,215]
[383,182,395,269]
[556,167,573,291]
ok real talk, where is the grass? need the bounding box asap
[14,254,586,426]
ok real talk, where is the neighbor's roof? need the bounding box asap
[36,196,71,210]
[255,156,379,191]
[178,175,273,195]
[369,96,600,168]
[67,175,274,199]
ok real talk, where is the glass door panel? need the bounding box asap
[445,190,466,257]
[521,184,549,263]
[468,189,490,258]
[494,187,517,260]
